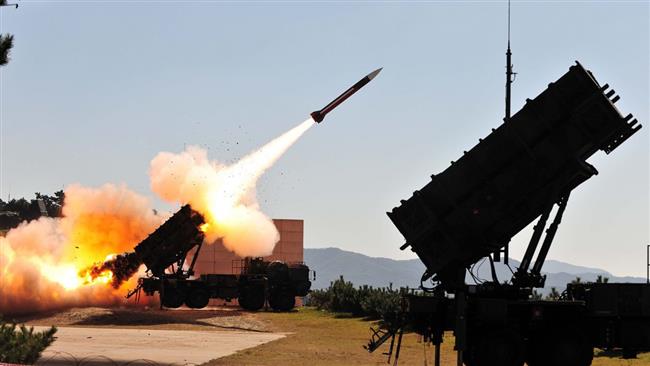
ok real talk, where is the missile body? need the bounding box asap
[310,68,382,123]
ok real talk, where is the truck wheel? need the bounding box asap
[239,288,265,311]
[269,291,295,312]
[161,288,185,309]
[186,289,210,309]
[474,329,525,366]
[528,327,592,366]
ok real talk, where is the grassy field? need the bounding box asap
[593,351,650,366]
[205,307,650,366]
[204,307,456,365]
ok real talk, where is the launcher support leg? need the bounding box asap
[387,333,396,363]
[392,328,404,366]
[519,204,553,273]
[434,343,441,366]
[159,282,164,310]
[532,194,570,275]
[455,289,467,366]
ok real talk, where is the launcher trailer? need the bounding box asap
[127,205,312,311]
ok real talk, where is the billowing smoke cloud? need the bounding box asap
[150,118,313,257]
[0,118,313,314]
[0,184,162,314]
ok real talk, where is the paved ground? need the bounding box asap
[34,326,285,366]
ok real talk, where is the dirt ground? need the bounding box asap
[14,306,650,366]
[17,306,280,366]
[33,326,284,366]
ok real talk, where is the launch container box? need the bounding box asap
[388,62,640,281]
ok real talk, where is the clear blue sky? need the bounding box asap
[1,1,648,277]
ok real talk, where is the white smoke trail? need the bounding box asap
[150,118,315,256]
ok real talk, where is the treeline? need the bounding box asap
[534,275,611,300]
[0,0,14,68]
[305,276,407,326]
[309,275,612,312]
[0,191,65,231]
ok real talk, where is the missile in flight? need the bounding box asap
[310,67,382,123]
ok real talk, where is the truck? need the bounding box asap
[366,62,648,366]
[126,204,312,311]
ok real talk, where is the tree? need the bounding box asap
[571,276,582,284]
[4,198,38,221]
[0,34,13,66]
[0,0,16,67]
[596,275,609,284]
[0,320,57,364]
[546,287,561,301]
[35,191,65,217]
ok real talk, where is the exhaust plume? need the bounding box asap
[150,118,314,256]
[0,184,163,314]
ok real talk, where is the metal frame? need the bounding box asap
[512,194,570,289]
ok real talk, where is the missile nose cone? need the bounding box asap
[367,67,383,80]
[311,67,382,123]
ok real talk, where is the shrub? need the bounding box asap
[305,276,405,328]
[305,288,330,309]
[328,276,359,313]
[361,286,401,320]
[545,287,561,301]
[0,320,57,364]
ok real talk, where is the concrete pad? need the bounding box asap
[35,326,285,366]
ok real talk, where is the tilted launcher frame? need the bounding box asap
[134,204,206,278]
[369,62,647,366]
[389,61,640,290]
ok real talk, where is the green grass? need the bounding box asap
[202,307,649,366]
[203,307,455,365]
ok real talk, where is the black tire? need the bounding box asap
[186,289,210,309]
[161,287,185,309]
[528,327,593,366]
[473,328,525,366]
[239,287,265,311]
[269,291,296,312]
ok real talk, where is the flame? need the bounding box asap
[199,223,211,232]
[35,261,85,291]
[31,260,115,292]
[81,268,114,286]
[0,184,162,314]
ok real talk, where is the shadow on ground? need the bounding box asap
[73,308,244,328]
[38,352,185,366]
[15,306,269,332]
